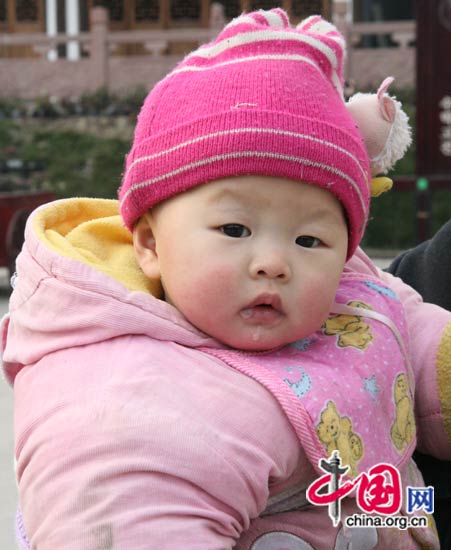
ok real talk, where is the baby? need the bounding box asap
[2,9,451,550]
[133,175,348,352]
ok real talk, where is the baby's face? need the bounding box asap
[137,176,348,351]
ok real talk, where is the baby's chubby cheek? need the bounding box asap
[194,263,238,305]
[296,274,339,323]
[174,262,239,322]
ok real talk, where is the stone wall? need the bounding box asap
[348,48,415,89]
[0,55,182,99]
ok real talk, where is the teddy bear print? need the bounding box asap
[390,373,415,450]
[322,301,374,350]
[316,401,364,477]
[349,431,365,464]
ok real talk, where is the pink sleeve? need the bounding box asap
[349,248,451,459]
[15,338,301,549]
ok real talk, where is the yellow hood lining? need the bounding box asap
[32,198,163,296]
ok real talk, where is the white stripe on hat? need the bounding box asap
[260,10,286,28]
[122,151,368,221]
[223,10,288,30]
[125,127,367,185]
[298,17,345,50]
[173,52,319,75]
[331,72,343,96]
[170,53,343,97]
[184,29,340,72]
[297,16,340,37]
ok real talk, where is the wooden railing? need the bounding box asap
[349,20,415,48]
[0,6,416,98]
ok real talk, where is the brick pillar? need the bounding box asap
[89,6,109,90]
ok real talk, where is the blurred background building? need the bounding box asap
[0,1,415,96]
[0,0,414,35]
[2,1,331,38]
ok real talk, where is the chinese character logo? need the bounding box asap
[307,451,402,525]
[407,486,434,514]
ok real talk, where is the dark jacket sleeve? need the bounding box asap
[386,219,451,311]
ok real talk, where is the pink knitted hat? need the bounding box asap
[119,9,372,257]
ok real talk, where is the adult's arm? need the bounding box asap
[386,219,451,310]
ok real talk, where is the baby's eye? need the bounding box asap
[219,224,251,238]
[296,235,321,248]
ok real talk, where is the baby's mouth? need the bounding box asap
[240,294,284,324]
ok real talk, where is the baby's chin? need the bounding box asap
[182,308,314,352]
[218,330,297,353]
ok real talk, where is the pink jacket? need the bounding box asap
[1,198,451,549]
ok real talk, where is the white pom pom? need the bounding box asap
[346,78,412,176]
[371,96,412,175]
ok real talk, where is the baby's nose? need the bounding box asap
[249,252,291,281]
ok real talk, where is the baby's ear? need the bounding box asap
[133,213,161,280]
